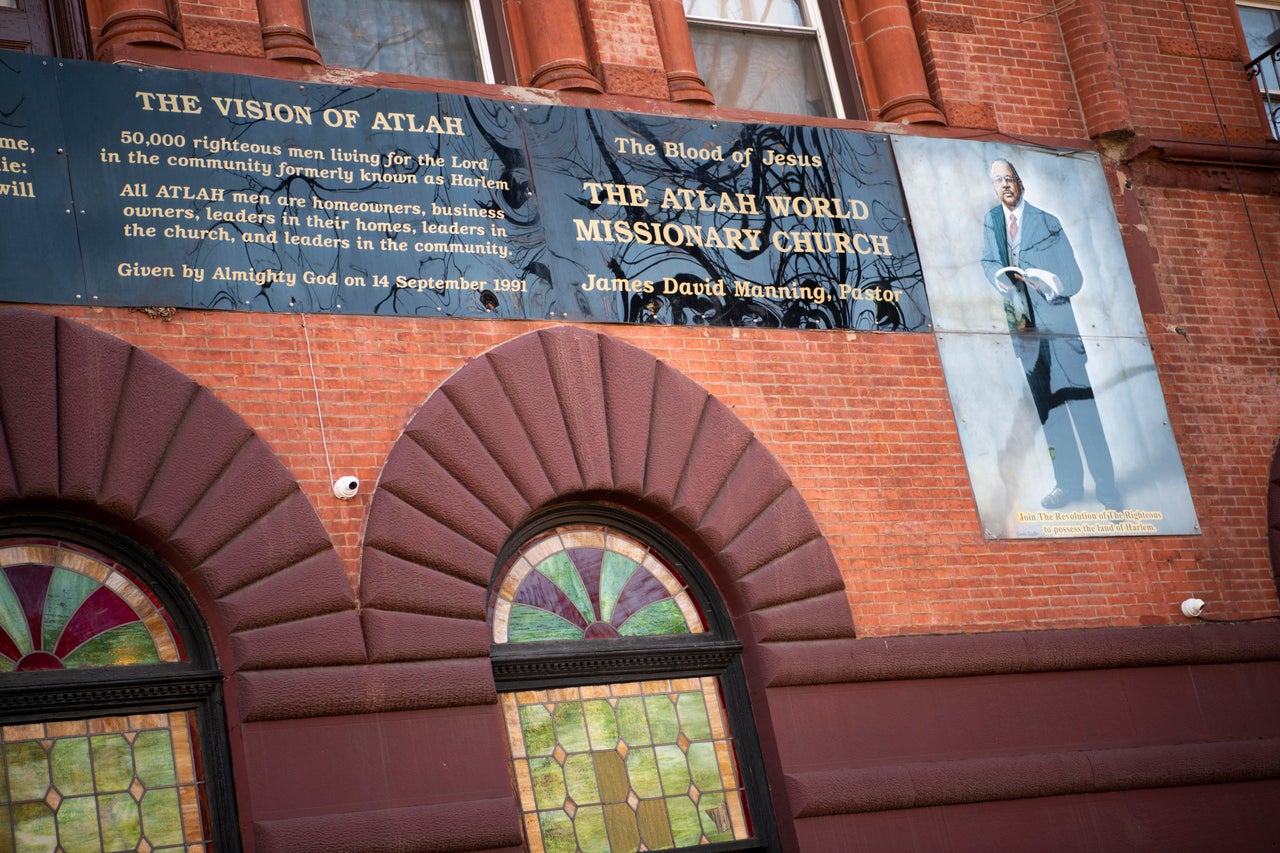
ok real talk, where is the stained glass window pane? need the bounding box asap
[492,526,704,644]
[0,713,211,852]
[0,541,183,672]
[502,679,750,853]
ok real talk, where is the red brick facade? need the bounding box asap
[3,0,1279,850]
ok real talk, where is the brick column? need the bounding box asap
[258,0,320,63]
[1056,0,1135,139]
[505,0,603,92]
[650,0,713,103]
[578,0,669,98]
[846,0,944,124]
[95,0,183,59]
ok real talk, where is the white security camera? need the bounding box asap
[1180,598,1205,618]
[332,476,360,499]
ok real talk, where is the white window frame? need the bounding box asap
[684,0,846,118]
[1237,0,1280,137]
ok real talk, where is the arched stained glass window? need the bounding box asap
[492,525,704,643]
[0,524,238,852]
[490,516,776,853]
[0,540,184,672]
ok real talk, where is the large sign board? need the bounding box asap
[0,54,1198,539]
[0,53,926,331]
[892,136,1198,538]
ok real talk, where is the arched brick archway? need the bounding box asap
[360,324,856,664]
[0,308,362,717]
[359,325,857,848]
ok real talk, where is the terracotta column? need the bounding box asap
[95,0,182,58]
[650,0,713,103]
[505,0,603,92]
[1056,0,1134,139]
[259,0,320,63]
[847,0,944,124]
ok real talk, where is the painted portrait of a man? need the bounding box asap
[890,137,1197,539]
[980,158,1121,512]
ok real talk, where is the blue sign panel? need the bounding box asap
[0,53,927,330]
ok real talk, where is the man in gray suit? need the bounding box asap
[981,159,1121,511]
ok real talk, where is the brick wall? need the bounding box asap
[17,0,1280,640]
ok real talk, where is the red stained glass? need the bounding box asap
[0,540,183,671]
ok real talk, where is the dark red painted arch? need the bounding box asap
[360,324,856,675]
[0,308,362,716]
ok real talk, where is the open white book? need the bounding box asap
[995,267,1065,330]
[994,266,1066,300]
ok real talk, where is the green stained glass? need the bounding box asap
[687,742,720,792]
[574,804,608,850]
[654,744,690,796]
[618,599,688,637]
[4,714,211,850]
[552,702,590,753]
[562,753,599,805]
[0,806,10,853]
[676,691,712,741]
[0,541,183,670]
[624,747,661,799]
[538,807,576,853]
[615,697,649,746]
[62,623,163,669]
[503,679,750,852]
[666,795,702,847]
[98,792,141,851]
[593,750,628,803]
[529,757,566,811]
[90,735,134,792]
[140,787,183,846]
[583,700,619,749]
[603,801,640,852]
[51,738,94,797]
[537,552,596,625]
[519,704,556,757]
[133,730,177,787]
[493,525,703,646]
[637,798,675,850]
[0,571,32,657]
[12,801,56,852]
[598,551,637,624]
[645,695,679,744]
[41,568,99,653]
[507,604,585,643]
[57,795,103,853]
[7,741,50,802]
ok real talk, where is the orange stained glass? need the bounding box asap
[500,677,750,852]
[0,711,212,852]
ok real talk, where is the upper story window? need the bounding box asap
[0,0,90,58]
[309,0,496,82]
[489,514,777,851]
[1239,1,1280,136]
[683,0,844,117]
[0,520,238,851]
